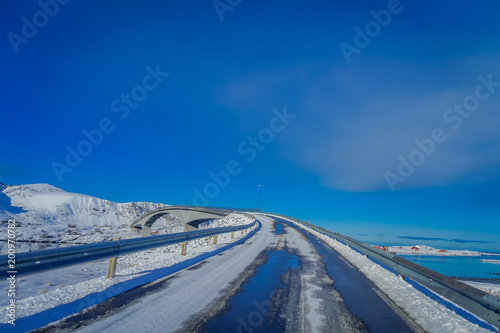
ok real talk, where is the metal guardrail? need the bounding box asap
[0,217,257,277]
[266,213,500,331]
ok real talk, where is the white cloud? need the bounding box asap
[216,55,500,192]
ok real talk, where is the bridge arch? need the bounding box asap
[131,206,231,236]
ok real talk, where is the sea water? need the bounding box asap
[399,253,500,280]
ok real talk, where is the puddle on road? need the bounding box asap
[200,247,299,333]
[273,220,284,234]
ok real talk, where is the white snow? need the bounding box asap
[480,259,500,264]
[383,245,487,257]
[273,216,497,333]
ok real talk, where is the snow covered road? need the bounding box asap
[29,215,496,333]
[53,216,277,332]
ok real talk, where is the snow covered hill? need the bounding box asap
[0,183,182,244]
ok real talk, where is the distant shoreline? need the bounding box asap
[372,244,500,257]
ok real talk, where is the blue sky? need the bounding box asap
[1,0,500,250]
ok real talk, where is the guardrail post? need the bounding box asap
[107,257,117,278]
[213,235,217,245]
[181,242,188,256]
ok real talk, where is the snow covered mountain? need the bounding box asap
[0,183,182,244]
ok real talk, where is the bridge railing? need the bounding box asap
[175,205,262,213]
[266,213,500,332]
[0,213,257,278]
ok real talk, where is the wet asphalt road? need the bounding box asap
[196,217,418,333]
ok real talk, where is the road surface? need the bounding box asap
[37,215,420,332]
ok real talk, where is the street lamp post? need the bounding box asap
[258,185,262,211]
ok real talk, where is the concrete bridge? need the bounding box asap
[131,206,240,236]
